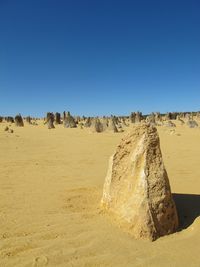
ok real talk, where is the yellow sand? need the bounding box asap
[1,121,200,267]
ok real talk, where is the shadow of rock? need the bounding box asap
[173,193,200,230]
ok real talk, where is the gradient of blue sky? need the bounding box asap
[0,0,200,117]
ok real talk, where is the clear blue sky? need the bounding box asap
[0,0,200,117]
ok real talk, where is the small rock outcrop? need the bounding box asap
[63,111,66,121]
[107,118,118,133]
[84,117,92,127]
[46,112,55,129]
[26,116,32,124]
[130,112,136,123]
[155,112,162,122]
[4,126,14,133]
[146,113,156,125]
[6,117,14,123]
[63,112,77,128]
[101,124,178,241]
[102,118,109,131]
[15,114,24,127]
[91,118,103,133]
[187,120,198,128]
[55,112,61,124]
[164,121,176,128]
[135,111,142,123]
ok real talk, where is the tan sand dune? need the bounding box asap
[1,121,200,266]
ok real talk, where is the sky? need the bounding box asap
[0,0,200,117]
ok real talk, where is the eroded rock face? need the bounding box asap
[101,124,178,241]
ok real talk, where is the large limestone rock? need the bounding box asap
[101,124,178,241]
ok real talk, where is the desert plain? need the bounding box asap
[1,118,200,267]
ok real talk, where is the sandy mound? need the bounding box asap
[1,121,200,266]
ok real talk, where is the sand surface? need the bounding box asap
[1,121,200,267]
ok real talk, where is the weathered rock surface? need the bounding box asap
[101,124,178,241]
